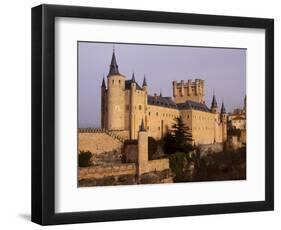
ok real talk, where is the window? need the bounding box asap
[148,112,151,116]
[156,112,158,116]
[112,80,114,84]
[126,105,130,111]
[139,105,142,110]
[119,80,121,84]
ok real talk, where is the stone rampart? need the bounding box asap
[146,158,170,173]
[78,132,123,154]
[79,163,136,180]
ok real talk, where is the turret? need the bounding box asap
[131,73,136,90]
[172,81,177,97]
[101,76,107,129]
[142,75,147,92]
[220,102,227,121]
[137,119,148,175]
[107,49,125,130]
[108,49,119,76]
[220,102,227,141]
[211,92,218,113]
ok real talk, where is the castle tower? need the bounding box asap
[107,49,126,130]
[211,92,218,113]
[137,119,148,175]
[130,73,137,139]
[220,102,227,141]
[173,79,205,103]
[101,77,107,129]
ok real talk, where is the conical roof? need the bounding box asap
[221,102,226,114]
[108,50,119,76]
[142,75,147,86]
[140,119,145,131]
[211,93,218,108]
[101,77,106,88]
[131,72,136,82]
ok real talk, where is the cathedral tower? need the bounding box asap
[107,50,126,130]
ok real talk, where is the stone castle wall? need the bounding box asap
[146,105,180,140]
[146,159,170,173]
[173,79,205,103]
[78,132,123,154]
[79,163,136,180]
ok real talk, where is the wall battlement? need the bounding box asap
[173,79,205,103]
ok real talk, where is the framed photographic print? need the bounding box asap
[31,4,274,225]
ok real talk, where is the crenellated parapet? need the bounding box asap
[173,79,205,103]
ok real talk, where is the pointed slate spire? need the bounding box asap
[131,72,136,82]
[140,119,145,131]
[221,102,226,114]
[159,89,162,97]
[108,49,119,76]
[101,76,106,88]
[211,91,218,108]
[142,75,147,87]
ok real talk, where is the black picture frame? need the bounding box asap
[31,4,274,225]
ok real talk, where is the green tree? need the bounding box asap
[163,116,193,155]
[163,132,177,155]
[171,116,193,148]
[148,136,158,160]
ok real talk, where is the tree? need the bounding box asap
[171,116,193,148]
[148,136,158,160]
[163,132,177,155]
[78,151,92,167]
[163,116,193,155]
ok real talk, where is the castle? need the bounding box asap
[101,50,227,145]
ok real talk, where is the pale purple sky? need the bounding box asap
[78,42,246,128]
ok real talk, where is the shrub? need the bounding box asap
[148,136,158,160]
[78,151,92,167]
[169,152,188,182]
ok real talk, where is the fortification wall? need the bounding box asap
[78,132,123,154]
[146,158,170,173]
[108,130,130,140]
[79,163,136,180]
